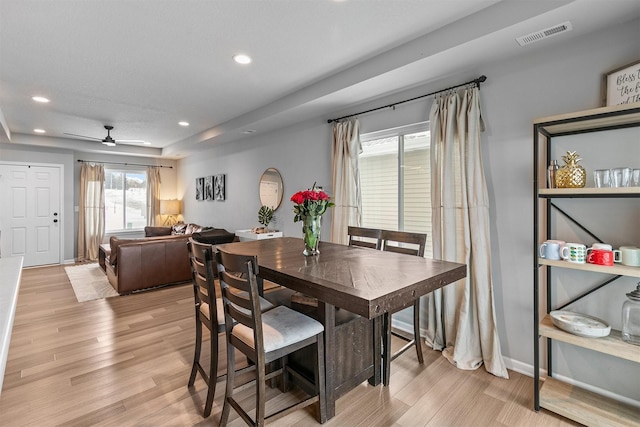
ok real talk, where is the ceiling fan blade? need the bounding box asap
[63,132,102,141]
[117,139,148,143]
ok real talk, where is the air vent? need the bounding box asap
[516,21,573,46]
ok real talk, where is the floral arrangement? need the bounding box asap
[290,182,335,222]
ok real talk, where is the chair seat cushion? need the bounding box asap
[232,306,324,353]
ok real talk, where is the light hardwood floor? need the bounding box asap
[0,264,579,427]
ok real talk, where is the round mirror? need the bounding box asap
[259,168,283,210]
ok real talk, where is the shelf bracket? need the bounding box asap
[550,202,604,243]
[557,275,623,310]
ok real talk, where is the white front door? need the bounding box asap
[0,163,62,266]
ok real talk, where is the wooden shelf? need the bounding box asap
[540,377,640,427]
[538,187,640,197]
[538,258,640,278]
[539,315,640,363]
[534,103,640,423]
[534,102,640,135]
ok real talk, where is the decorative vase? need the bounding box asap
[555,151,586,188]
[302,215,321,256]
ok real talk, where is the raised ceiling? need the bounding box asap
[1,0,638,158]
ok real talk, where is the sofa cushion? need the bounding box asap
[144,226,172,237]
[171,223,188,235]
[170,223,210,235]
[191,228,236,245]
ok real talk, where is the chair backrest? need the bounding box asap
[215,248,264,359]
[348,226,383,249]
[381,230,427,257]
[187,238,223,332]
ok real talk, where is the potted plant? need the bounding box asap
[256,205,274,232]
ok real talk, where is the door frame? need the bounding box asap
[0,161,65,266]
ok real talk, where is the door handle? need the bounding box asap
[53,219,58,223]
[53,212,58,216]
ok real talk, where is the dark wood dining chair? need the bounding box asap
[380,229,427,386]
[216,248,327,426]
[186,238,275,418]
[347,226,383,249]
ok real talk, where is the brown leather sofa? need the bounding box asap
[105,224,236,294]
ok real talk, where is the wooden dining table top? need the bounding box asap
[217,237,467,319]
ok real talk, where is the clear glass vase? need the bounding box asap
[302,215,321,256]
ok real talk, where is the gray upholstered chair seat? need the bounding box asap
[231,305,324,353]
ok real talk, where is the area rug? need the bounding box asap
[65,263,119,302]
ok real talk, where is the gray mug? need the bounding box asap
[539,241,563,260]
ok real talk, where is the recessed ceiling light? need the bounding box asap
[32,96,50,103]
[233,54,252,65]
[178,121,189,127]
[143,142,151,145]
[33,128,46,133]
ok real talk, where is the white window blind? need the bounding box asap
[359,122,432,257]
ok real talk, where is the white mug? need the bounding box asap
[589,243,612,251]
[620,246,640,267]
[561,243,587,264]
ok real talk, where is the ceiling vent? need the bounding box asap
[516,21,573,46]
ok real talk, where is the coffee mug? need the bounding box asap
[588,242,613,251]
[539,240,563,260]
[586,249,616,266]
[620,246,640,267]
[561,243,587,264]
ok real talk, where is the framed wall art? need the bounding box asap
[214,174,225,201]
[602,59,640,106]
[195,177,204,201]
[204,176,214,200]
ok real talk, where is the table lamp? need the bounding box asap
[160,199,181,226]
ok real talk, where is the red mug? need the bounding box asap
[586,249,614,266]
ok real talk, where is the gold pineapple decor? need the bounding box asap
[555,151,586,188]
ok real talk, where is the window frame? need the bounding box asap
[104,167,148,233]
[359,121,431,255]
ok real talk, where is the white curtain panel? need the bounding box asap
[77,163,105,262]
[147,167,162,226]
[330,119,362,245]
[426,87,508,378]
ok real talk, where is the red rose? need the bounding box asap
[291,192,305,204]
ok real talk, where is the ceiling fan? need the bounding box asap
[64,125,147,147]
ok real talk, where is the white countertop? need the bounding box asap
[0,256,23,395]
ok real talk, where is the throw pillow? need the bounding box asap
[171,223,188,235]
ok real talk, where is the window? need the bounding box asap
[359,121,432,257]
[104,169,148,232]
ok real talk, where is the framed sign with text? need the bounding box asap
[602,59,640,106]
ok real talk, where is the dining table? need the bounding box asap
[217,236,467,422]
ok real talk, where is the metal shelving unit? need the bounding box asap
[533,102,640,427]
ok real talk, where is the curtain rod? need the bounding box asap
[327,75,487,124]
[77,159,173,168]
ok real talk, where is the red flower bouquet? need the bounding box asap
[290,183,335,222]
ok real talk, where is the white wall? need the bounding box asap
[0,144,75,262]
[0,143,178,261]
[178,19,640,404]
